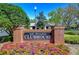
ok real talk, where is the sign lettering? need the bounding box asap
[24,32,52,40]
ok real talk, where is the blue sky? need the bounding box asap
[14,3,69,19]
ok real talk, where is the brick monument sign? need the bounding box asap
[13,26,64,45]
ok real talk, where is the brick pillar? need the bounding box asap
[50,29,54,43]
[53,26,64,45]
[13,27,24,43]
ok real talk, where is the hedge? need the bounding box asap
[64,34,79,44]
[65,30,79,35]
[0,36,12,43]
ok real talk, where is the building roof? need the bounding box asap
[30,22,55,27]
[0,31,8,37]
[0,28,8,37]
[45,23,55,27]
[30,23,36,26]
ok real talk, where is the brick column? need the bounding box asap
[51,26,65,45]
[50,29,54,43]
[13,27,24,43]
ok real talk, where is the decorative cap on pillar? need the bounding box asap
[53,26,65,45]
[16,26,24,30]
[54,26,65,30]
[13,26,24,43]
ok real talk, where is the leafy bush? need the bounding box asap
[65,31,75,35]
[64,34,79,44]
[0,42,69,55]
[65,30,79,35]
[0,36,12,42]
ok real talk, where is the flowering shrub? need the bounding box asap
[0,42,69,55]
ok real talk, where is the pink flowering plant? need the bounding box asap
[0,42,69,55]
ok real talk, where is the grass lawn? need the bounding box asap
[64,34,79,44]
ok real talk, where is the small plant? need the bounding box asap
[0,42,69,55]
[0,36,12,43]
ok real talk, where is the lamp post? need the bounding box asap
[34,6,37,20]
[34,6,37,29]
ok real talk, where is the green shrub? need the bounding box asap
[0,36,12,42]
[64,34,79,44]
[65,31,75,35]
[65,30,79,35]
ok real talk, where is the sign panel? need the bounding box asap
[24,32,52,40]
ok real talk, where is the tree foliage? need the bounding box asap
[0,3,30,41]
[48,4,79,30]
[36,11,46,29]
[48,8,64,25]
[36,11,46,21]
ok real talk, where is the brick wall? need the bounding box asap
[13,26,64,45]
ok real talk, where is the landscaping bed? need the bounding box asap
[0,42,69,55]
